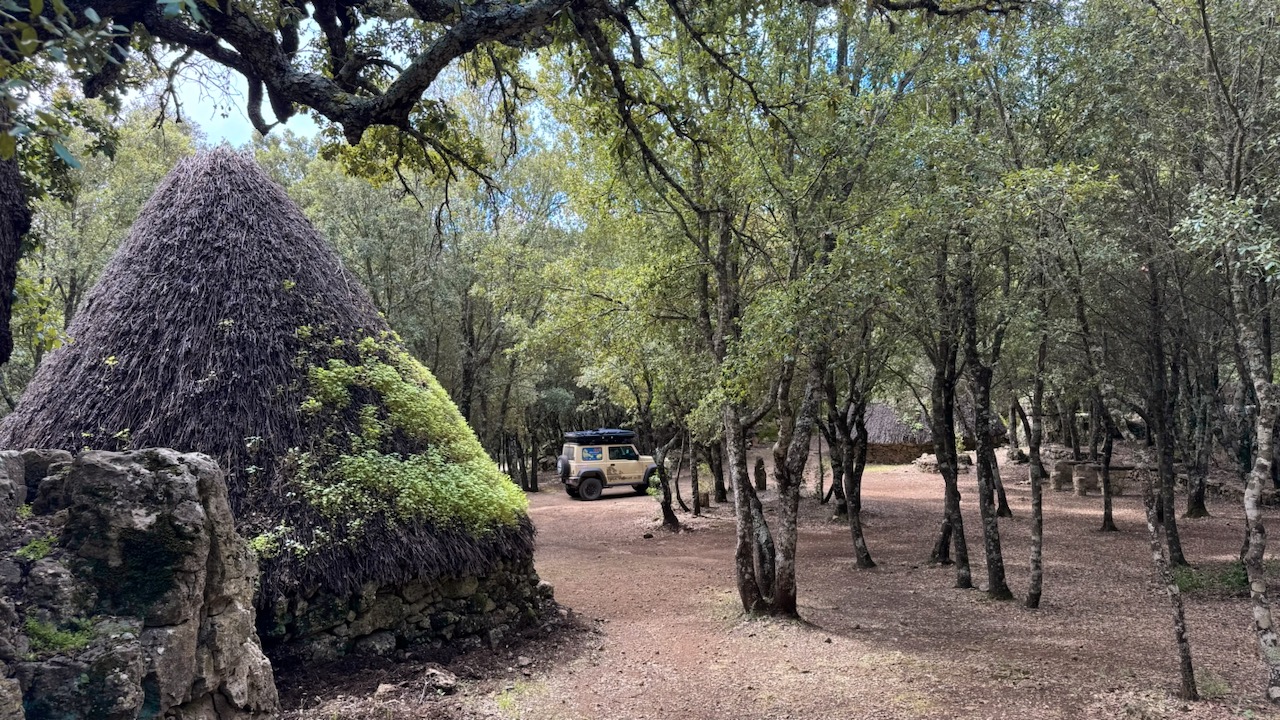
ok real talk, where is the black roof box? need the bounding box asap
[564,428,636,445]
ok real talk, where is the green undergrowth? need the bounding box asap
[1172,561,1250,595]
[286,331,526,547]
[24,617,94,655]
[15,535,56,562]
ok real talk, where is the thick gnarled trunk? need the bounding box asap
[0,108,27,365]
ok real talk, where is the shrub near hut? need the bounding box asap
[0,149,550,662]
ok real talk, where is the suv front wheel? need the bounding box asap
[633,470,653,494]
[578,476,603,501]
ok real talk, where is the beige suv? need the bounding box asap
[557,429,657,500]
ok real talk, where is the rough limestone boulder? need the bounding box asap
[0,448,277,720]
[1051,460,1076,492]
[1072,463,1101,496]
[913,452,973,474]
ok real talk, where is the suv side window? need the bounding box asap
[581,447,603,461]
[608,446,639,461]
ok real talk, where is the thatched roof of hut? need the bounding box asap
[0,149,531,606]
[864,399,1008,447]
[865,403,932,445]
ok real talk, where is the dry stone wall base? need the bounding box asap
[262,559,553,665]
[0,448,278,720]
[866,443,933,466]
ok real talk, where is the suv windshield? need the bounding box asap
[608,446,639,461]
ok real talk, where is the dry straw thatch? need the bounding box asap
[864,403,932,445]
[0,148,532,608]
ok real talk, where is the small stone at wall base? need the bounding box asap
[353,631,397,657]
[0,677,23,719]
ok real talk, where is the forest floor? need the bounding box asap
[282,449,1280,719]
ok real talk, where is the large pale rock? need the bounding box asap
[1,448,278,720]
[913,453,972,474]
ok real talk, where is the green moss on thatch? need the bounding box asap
[291,334,526,542]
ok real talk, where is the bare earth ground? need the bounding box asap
[283,451,1280,720]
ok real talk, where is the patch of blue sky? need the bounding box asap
[170,59,320,146]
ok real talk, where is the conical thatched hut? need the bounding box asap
[0,149,544,660]
[864,403,934,464]
[863,400,1007,465]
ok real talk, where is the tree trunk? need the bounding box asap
[771,355,825,617]
[1065,399,1082,460]
[970,366,1013,600]
[929,366,971,588]
[1147,260,1188,566]
[815,431,824,500]
[992,450,1012,518]
[1225,255,1280,703]
[772,356,797,497]
[845,405,874,568]
[529,444,539,492]
[754,456,767,491]
[725,409,768,613]
[711,444,728,504]
[1024,349,1048,608]
[1184,389,1211,518]
[653,436,681,530]
[1008,399,1020,451]
[0,104,28,366]
[1142,473,1199,702]
[960,244,1011,601]
[1098,398,1119,533]
[690,439,703,516]
[672,436,690,513]
[1244,396,1280,703]
[458,290,478,422]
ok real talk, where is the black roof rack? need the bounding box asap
[564,428,636,445]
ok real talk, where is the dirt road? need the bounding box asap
[288,460,1280,719]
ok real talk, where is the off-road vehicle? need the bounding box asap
[557,428,657,501]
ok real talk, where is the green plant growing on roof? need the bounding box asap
[25,617,94,655]
[16,535,56,562]
[293,333,526,544]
